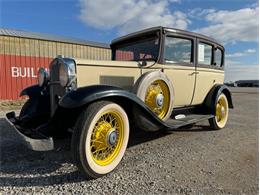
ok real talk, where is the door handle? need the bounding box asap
[189,72,199,76]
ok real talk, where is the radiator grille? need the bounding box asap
[49,59,65,116]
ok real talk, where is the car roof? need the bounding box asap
[111,26,223,48]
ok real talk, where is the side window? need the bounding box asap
[198,43,213,65]
[215,48,223,67]
[164,36,193,64]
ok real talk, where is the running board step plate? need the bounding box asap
[165,114,214,130]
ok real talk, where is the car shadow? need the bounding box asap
[175,124,216,132]
[0,118,212,187]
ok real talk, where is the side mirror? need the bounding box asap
[141,60,147,67]
[138,60,147,67]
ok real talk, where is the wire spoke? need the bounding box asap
[92,139,103,144]
[89,109,123,165]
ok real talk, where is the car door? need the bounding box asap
[162,34,196,107]
[192,39,225,105]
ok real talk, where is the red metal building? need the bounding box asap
[0,28,111,100]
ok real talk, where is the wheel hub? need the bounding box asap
[221,106,225,117]
[107,129,117,146]
[156,93,164,107]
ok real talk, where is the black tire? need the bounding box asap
[209,93,229,130]
[71,101,129,179]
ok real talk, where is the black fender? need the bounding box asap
[204,84,234,114]
[59,85,167,130]
[20,85,42,98]
[19,85,50,125]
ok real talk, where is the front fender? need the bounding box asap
[204,84,234,114]
[20,85,42,98]
[59,85,144,109]
[59,85,166,130]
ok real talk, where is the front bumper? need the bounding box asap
[6,112,54,151]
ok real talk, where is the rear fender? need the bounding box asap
[204,84,234,114]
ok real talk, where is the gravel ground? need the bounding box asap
[0,87,258,194]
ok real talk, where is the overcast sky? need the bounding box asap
[1,0,259,82]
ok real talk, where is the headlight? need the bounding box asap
[59,59,76,87]
[38,68,48,87]
[59,63,69,87]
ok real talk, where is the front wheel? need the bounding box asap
[209,93,229,130]
[71,101,129,179]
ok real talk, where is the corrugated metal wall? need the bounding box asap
[0,35,111,100]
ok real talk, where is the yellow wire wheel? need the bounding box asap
[145,80,170,119]
[134,71,174,121]
[72,101,129,178]
[209,93,229,129]
[90,110,124,166]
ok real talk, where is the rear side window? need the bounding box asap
[164,37,193,63]
[215,48,223,67]
[198,43,213,65]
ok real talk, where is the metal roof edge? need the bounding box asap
[0,28,110,49]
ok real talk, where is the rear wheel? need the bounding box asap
[209,93,229,129]
[71,101,129,178]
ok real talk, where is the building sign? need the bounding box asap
[0,54,52,99]
[11,67,49,78]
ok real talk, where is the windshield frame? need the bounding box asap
[111,30,162,63]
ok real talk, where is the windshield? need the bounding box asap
[113,35,160,61]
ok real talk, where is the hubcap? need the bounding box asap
[107,129,117,146]
[145,80,170,119]
[90,111,124,166]
[221,106,225,117]
[156,93,164,107]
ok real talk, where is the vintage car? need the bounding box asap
[6,26,233,179]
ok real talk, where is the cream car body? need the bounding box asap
[75,59,224,107]
[75,27,225,107]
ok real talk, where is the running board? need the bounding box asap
[165,114,214,130]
